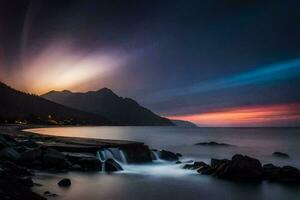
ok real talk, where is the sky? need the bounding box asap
[0,0,300,126]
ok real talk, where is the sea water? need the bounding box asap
[26,127,300,200]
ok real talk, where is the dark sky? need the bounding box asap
[0,0,300,126]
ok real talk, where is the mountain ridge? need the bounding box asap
[0,82,111,125]
[42,88,173,126]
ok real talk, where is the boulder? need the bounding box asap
[214,154,263,182]
[57,178,71,187]
[0,147,20,161]
[104,159,123,172]
[263,163,281,180]
[121,145,152,163]
[211,158,230,169]
[159,150,179,161]
[272,152,290,158]
[77,157,101,171]
[42,148,68,169]
[273,166,300,184]
[20,148,42,162]
[183,161,208,170]
[198,165,215,175]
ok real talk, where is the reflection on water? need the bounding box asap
[27,127,300,200]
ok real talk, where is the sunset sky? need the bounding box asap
[0,0,300,126]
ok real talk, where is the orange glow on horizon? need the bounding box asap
[167,103,300,127]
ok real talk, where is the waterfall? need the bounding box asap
[96,148,128,170]
[151,150,160,161]
[119,149,128,164]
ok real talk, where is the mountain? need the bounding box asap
[171,120,198,128]
[42,88,173,126]
[0,82,111,125]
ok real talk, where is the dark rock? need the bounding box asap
[104,158,123,172]
[71,164,82,170]
[44,191,50,195]
[77,157,101,171]
[0,147,20,161]
[159,150,179,161]
[121,145,152,163]
[175,161,182,164]
[195,141,230,146]
[42,148,68,169]
[211,158,230,169]
[20,140,40,148]
[176,153,182,157]
[1,161,31,176]
[198,165,215,175]
[214,154,263,182]
[272,166,300,184]
[183,161,208,170]
[58,178,71,187]
[20,148,42,162]
[272,152,290,158]
[263,163,281,180]
[0,135,18,148]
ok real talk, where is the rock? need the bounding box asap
[44,191,50,195]
[272,166,300,184]
[57,178,71,187]
[104,158,123,172]
[198,165,215,175]
[175,161,182,164]
[1,161,31,176]
[176,153,182,157]
[183,161,208,170]
[195,141,230,146]
[211,158,230,169]
[20,148,42,162]
[272,152,290,158]
[77,157,101,171]
[214,154,263,182]
[20,140,40,148]
[0,134,18,148]
[71,164,82,170]
[121,145,152,163]
[0,147,20,161]
[42,148,68,169]
[159,150,179,161]
[263,163,281,180]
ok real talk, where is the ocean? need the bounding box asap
[26,126,300,200]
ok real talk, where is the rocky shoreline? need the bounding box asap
[1,125,299,200]
[0,125,153,199]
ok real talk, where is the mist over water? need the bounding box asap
[28,127,300,200]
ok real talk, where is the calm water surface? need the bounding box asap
[27,127,300,200]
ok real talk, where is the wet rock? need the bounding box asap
[198,165,215,175]
[71,164,82,170]
[1,161,31,176]
[104,158,123,172]
[211,158,230,169]
[272,166,300,184]
[20,148,42,162]
[263,163,281,180]
[272,152,290,158]
[195,141,230,146]
[57,178,71,187]
[214,154,263,182]
[183,161,208,170]
[78,157,101,171]
[159,150,179,161]
[0,147,20,161]
[0,135,18,147]
[176,153,182,157]
[42,148,68,169]
[175,161,182,164]
[121,145,152,163]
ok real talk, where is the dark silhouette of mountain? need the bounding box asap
[42,88,173,126]
[0,82,111,125]
[171,120,198,127]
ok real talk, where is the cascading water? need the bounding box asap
[97,148,129,172]
[150,150,160,161]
